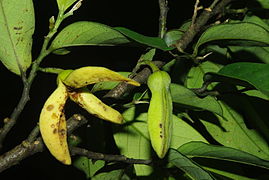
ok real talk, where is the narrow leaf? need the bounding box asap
[50,21,131,54]
[194,22,269,55]
[178,141,269,170]
[168,149,215,180]
[114,27,173,51]
[0,0,34,75]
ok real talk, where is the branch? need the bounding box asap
[158,0,169,38]
[176,0,233,52]
[104,61,165,99]
[0,114,87,173]
[71,147,152,165]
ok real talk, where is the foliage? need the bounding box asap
[0,0,269,179]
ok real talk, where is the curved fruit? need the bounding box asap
[63,66,140,88]
[69,88,123,124]
[147,70,173,158]
[39,80,71,165]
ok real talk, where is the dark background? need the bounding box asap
[0,0,199,179]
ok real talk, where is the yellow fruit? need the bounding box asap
[69,88,123,124]
[63,66,140,88]
[39,80,71,165]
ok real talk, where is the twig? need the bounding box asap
[71,147,152,165]
[26,125,40,143]
[191,0,203,27]
[176,0,232,52]
[104,61,165,99]
[0,114,87,173]
[158,0,169,38]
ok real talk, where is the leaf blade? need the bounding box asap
[168,148,215,180]
[178,141,269,170]
[0,0,34,75]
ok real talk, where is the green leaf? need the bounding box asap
[113,107,152,176]
[164,30,184,47]
[164,21,191,47]
[114,27,173,51]
[217,62,269,97]
[193,22,269,55]
[73,157,105,178]
[168,149,215,180]
[257,0,269,9]
[56,0,78,12]
[178,141,269,170]
[170,83,223,116]
[228,16,269,64]
[229,46,269,64]
[186,61,222,89]
[197,101,269,160]
[0,0,34,75]
[114,107,207,176]
[185,61,269,160]
[50,21,131,54]
[92,169,127,180]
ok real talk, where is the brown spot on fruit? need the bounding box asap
[50,124,55,128]
[59,129,66,136]
[46,105,54,111]
[98,102,107,111]
[13,26,22,30]
[53,129,57,134]
[160,135,163,138]
[159,123,162,128]
[51,113,58,119]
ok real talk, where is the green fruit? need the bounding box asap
[147,70,173,158]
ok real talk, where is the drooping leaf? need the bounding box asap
[168,149,215,180]
[216,62,269,97]
[0,0,34,75]
[178,141,269,170]
[197,101,269,160]
[193,22,269,55]
[56,0,78,12]
[170,83,223,116]
[185,61,269,160]
[114,27,173,51]
[50,21,131,54]
[73,157,105,178]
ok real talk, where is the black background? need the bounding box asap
[0,0,203,179]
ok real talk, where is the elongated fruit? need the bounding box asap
[63,66,140,88]
[147,71,173,158]
[69,88,123,124]
[39,80,71,165]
